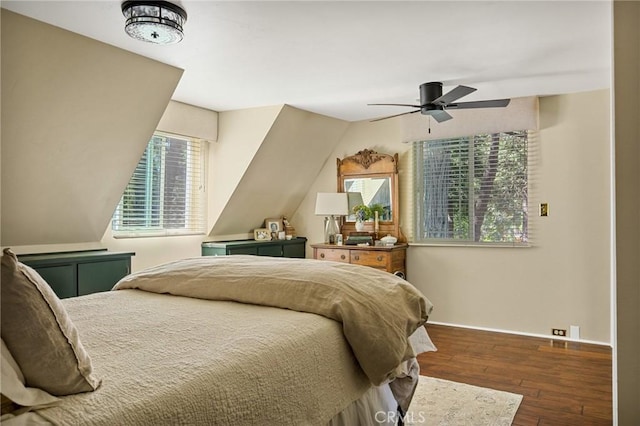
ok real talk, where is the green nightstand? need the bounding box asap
[201,237,307,258]
[18,249,135,299]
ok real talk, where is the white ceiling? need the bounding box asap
[2,1,612,122]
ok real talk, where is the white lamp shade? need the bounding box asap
[315,193,349,216]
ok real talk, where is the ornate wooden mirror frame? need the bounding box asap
[337,149,403,241]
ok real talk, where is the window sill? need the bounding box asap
[408,242,531,248]
[112,231,205,239]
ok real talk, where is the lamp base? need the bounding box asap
[323,215,340,244]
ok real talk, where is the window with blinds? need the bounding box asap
[413,130,530,245]
[112,132,206,237]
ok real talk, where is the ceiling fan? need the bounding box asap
[369,82,510,123]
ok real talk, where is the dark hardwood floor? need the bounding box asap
[418,324,613,425]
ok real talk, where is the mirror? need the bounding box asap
[343,177,392,222]
[337,149,403,241]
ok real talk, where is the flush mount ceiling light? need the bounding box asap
[121,1,187,44]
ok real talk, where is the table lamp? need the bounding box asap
[315,192,348,244]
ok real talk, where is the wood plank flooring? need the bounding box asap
[418,324,613,425]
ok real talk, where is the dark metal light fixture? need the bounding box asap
[121,1,187,44]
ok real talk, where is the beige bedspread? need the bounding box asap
[113,255,433,386]
[36,290,371,425]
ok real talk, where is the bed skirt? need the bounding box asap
[327,383,397,426]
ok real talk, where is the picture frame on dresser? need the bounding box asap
[264,218,283,237]
[254,228,271,241]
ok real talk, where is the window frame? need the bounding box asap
[412,130,532,247]
[111,131,207,238]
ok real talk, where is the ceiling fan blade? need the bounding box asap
[431,85,476,105]
[429,110,453,123]
[370,109,421,122]
[446,99,511,109]
[368,103,422,108]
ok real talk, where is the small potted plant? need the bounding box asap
[352,204,371,231]
[352,204,372,221]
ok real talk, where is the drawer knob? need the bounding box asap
[320,253,325,259]
[354,255,359,260]
[377,255,383,261]
[341,254,346,260]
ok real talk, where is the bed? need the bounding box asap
[1,251,434,425]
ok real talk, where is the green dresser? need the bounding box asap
[201,237,307,258]
[18,250,135,299]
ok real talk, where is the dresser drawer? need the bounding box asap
[311,243,407,279]
[315,248,350,263]
[350,250,390,269]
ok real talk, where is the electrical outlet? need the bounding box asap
[552,328,567,337]
[540,203,549,217]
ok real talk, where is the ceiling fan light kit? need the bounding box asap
[121,1,187,44]
[369,81,511,123]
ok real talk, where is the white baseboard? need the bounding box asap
[427,320,612,348]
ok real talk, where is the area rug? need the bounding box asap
[404,376,523,425]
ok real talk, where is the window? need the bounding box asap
[112,132,206,237]
[413,130,530,245]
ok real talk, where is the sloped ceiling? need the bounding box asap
[1,10,183,246]
[209,105,349,237]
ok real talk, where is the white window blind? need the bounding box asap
[413,130,531,245]
[112,132,206,237]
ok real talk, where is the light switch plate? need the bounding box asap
[540,203,549,217]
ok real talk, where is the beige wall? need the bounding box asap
[613,1,640,422]
[209,105,348,238]
[295,90,612,344]
[207,105,284,238]
[1,13,225,272]
[399,96,539,143]
[158,100,219,142]
[1,10,182,247]
[101,232,206,272]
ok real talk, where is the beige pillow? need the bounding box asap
[1,339,60,411]
[0,249,101,395]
